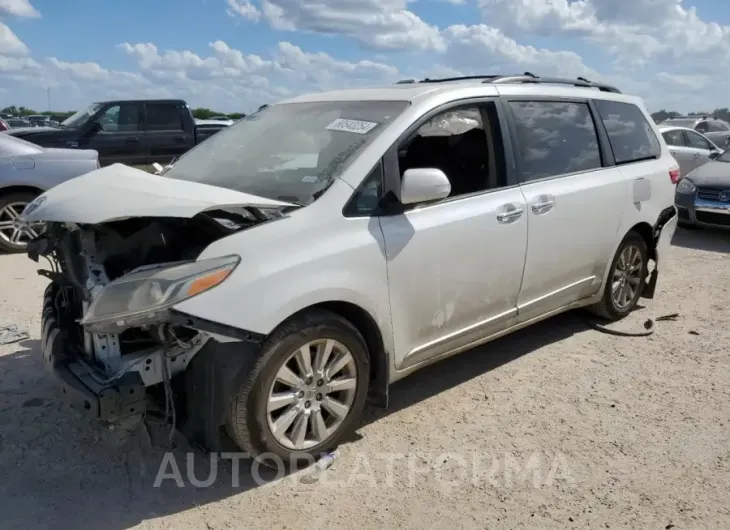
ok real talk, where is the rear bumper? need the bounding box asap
[41,284,146,422]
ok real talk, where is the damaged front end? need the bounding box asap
[32,211,263,430]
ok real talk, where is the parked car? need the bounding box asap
[0,118,7,132]
[20,74,678,462]
[674,146,730,229]
[659,116,730,149]
[4,118,31,129]
[658,125,723,177]
[0,133,99,253]
[4,99,224,170]
[208,115,235,124]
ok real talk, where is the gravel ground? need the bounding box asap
[1,227,729,530]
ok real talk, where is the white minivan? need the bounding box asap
[21,74,678,462]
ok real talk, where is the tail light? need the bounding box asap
[669,167,680,184]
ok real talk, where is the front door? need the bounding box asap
[81,102,146,168]
[683,129,715,173]
[504,99,628,322]
[379,101,528,370]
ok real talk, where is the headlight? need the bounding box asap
[80,255,240,333]
[676,178,696,194]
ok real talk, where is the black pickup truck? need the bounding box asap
[3,99,228,170]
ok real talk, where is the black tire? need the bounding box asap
[227,309,370,464]
[589,231,648,321]
[0,191,39,253]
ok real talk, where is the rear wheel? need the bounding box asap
[227,309,370,464]
[590,231,648,321]
[0,192,39,253]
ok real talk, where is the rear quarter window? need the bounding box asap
[594,100,660,165]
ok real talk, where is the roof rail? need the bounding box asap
[393,72,621,93]
[489,73,621,93]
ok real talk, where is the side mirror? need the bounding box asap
[400,168,451,205]
[710,151,720,160]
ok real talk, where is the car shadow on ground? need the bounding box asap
[0,311,589,530]
[672,225,730,253]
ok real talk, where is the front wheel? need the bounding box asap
[0,192,39,253]
[590,231,648,321]
[227,310,370,463]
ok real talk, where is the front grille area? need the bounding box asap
[697,188,722,200]
[695,211,730,226]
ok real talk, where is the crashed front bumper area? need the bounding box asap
[41,282,146,422]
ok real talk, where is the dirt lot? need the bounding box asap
[1,227,729,530]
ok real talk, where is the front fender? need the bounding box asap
[173,201,394,361]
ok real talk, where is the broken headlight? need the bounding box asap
[80,255,240,333]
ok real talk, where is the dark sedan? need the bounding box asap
[675,148,730,229]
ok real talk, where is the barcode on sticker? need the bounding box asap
[326,119,378,134]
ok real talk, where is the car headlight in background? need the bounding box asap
[676,178,697,195]
[80,255,240,333]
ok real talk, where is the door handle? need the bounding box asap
[531,200,555,214]
[694,153,701,158]
[172,136,185,142]
[125,138,140,144]
[496,207,524,223]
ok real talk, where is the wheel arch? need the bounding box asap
[276,300,391,408]
[629,221,656,261]
[0,185,43,199]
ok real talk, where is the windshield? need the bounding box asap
[165,100,409,205]
[717,148,730,163]
[61,103,103,128]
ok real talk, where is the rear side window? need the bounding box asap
[508,100,602,181]
[593,100,660,165]
[146,104,184,131]
[661,130,685,147]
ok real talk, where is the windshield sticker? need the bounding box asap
[301,175,319,183]
[326,119,378,135]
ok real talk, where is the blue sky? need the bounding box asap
[1,0,729,113]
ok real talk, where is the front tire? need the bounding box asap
[227,309,370,463]
[0,192,39,253]
[590,231,648,321]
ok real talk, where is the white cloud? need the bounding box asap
[0,0,40,18]
[225,0,260,22]
[0,21,28,54]
[231,0,446,51]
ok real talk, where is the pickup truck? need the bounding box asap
[3,99,227,170]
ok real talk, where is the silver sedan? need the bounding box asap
[0,133,99,253]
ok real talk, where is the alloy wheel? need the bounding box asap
[0,201,38,248]
[266,338,358,451]
[611,244,643,311]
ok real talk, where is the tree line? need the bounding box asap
[1,106,246,121]
[650,108,730,124]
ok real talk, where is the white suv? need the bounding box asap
[20,74,678,462]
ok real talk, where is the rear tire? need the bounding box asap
[0,192,39,253]
[227,309,370,465]
[589,231,648,321]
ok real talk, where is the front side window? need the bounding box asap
[165,100,408,206]
[397,102,507,198]
[508,100,602,181]
[97,103,142,132]
[685,130,712,150]
[594,100,660,165]
[695,121,709,132]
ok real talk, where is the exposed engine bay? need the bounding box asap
[29,207,276,429]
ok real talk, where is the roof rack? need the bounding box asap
[395,72,621,93]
